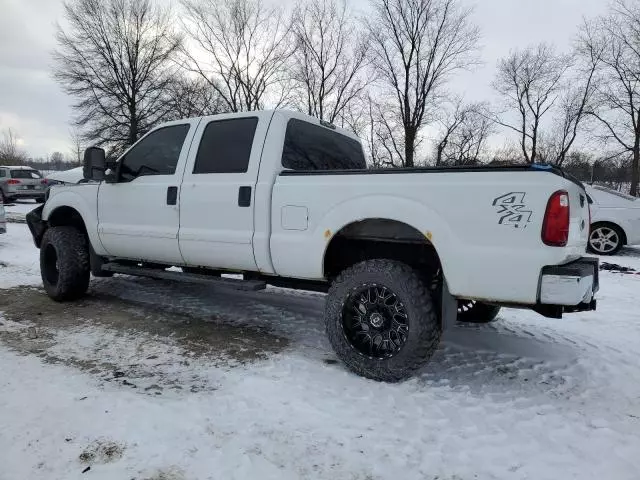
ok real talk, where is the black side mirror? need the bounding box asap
[83,147,106,181]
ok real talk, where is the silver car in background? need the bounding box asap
[0,166,47,203]
[0,196,6,234]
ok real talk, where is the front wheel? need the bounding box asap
[40,226,90,301]
[457,300,501,324]
[588,223,624,255]
[325,259,441,382]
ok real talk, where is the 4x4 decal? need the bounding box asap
[493,192,532,229]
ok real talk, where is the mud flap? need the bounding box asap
[441,278,457,330]
[25,205,46,248]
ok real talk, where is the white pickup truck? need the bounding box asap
[27,110,599,381]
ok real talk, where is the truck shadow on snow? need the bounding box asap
[0,279,584,398]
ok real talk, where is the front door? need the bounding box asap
[179,113,271,271]
[97,120,199,264]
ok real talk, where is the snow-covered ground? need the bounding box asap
[1,202,640,480]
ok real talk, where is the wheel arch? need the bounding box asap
[42,189,104,255]
[47,205,88,237]
[323,218,444,281]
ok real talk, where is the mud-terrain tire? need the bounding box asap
[457,300,501,324]
[325,259,441,382]
[40,226,90,301]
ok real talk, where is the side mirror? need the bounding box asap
[83,147,106,181]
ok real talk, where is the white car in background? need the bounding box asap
[586,184,640,255]
[0,197,6,234]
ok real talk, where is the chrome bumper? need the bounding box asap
[539,258,599,307]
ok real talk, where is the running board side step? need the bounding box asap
[101,263,266,291]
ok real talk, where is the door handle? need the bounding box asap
[238,186,252,207]
[167,186,178,205]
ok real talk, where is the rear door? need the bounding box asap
[178,112,273,271]
[97,119,199,264]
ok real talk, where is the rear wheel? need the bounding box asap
[588,223,624,255]
[457,300,501,324]
[40,226,90,301]
[325,259,441,382]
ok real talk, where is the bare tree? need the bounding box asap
[291,0,370,123]
[181,0,294,112]
[53,0,181,152]
[367,0,480,167]
[493,44,572,164]
[69,128,84,165]
[435,100,493,165]
[579,0,640,196]
[0,128,27,165]
[49,151,66,170]
[164,76,227,120]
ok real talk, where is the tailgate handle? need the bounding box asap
[166,186,178,205]
[238,186,252,207]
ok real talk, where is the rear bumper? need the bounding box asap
[538,257,599,315]
[8,190,45,199]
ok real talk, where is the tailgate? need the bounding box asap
[566,182,591,249]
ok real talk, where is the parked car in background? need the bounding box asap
[0,196,6,234]
[586,184,640,255]
[0,166,47,203]
[45,167,84,186]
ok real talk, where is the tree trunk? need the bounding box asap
[405,127,416,168]
[128,105,138,147]
[631,138,640,197]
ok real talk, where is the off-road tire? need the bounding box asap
[325,259,441,382]
[40,226,90,301]
[457,300,501,324]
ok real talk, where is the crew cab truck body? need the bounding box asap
[27,110,598,381]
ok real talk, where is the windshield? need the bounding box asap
[11,169,42,179]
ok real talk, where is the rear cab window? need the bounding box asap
[281,119,366,171]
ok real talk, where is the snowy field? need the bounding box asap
[1,200,640,480]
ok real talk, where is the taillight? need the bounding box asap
[41,179,48,185]
[7,179,20,185]
[542,190,570,246]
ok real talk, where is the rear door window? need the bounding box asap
[193,118,258,174]
[282,119,366,171]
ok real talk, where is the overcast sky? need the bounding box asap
[0,0,610,159]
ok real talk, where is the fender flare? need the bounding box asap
[42,189,106,255]
[317,195,458,280]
